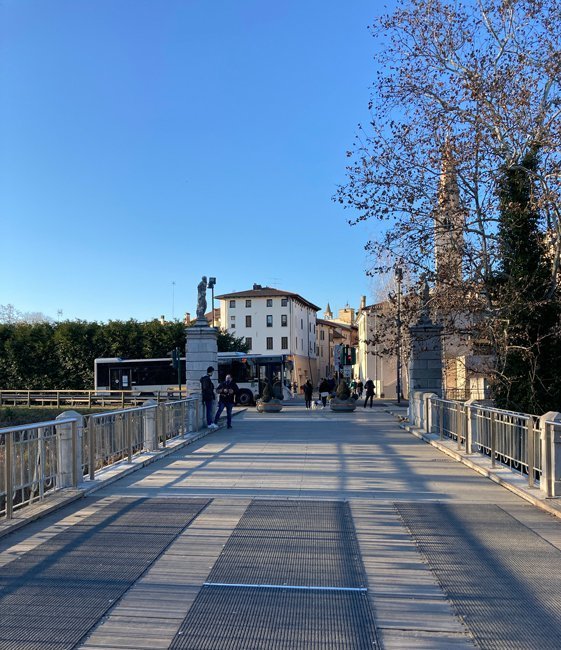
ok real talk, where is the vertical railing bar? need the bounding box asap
[527,418,535,488]
[5,432,13,519]
[491,411,496,468]
[71,419,78,488]
[89,418,96,481]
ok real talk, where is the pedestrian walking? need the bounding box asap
[357,380,364,399]
[363,378,375,408]
[319,378,330,407]
[200,366,218,429]
[303,379,314,409]
[214,374,239,429]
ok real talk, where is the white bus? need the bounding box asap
[94,352,292,406]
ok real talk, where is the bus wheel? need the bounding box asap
[237,390,253,406]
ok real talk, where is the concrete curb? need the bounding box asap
[0,408,247,540]
[393,413,561,521]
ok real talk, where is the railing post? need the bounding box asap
[456,402,463,450]
[143,401,158,451]
[89,417,96,481]
[422,393,437,434]
[56,412,83,489]
[126,414,132,462]
[5,431,13,519]
[527,418,535,488]
[439,401,444,440]
[464,399,480,456]
[490,411,497,468]
[539,412,561,497]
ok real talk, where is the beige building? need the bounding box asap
[355,298,408,399]
[317,304,358,384]
[215,285,320,388]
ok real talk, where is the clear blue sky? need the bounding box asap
[1,0,391,323]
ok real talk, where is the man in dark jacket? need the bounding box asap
[364,378,375,408]
[214,374,239,429]
[303,380,314,409]
[200,366,218,430]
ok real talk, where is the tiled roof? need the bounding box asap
[215,287,320,312]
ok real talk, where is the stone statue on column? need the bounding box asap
[196,276,208,322]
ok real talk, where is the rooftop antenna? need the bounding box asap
[267,277,281,288]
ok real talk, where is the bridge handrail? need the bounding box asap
[1,398,201,520]
[420,395,541,488]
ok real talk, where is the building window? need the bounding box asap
[300,319,303,329]
[246,315,252,327]
[229,300,236,308]
[266,337,273,350]
[281,298,288,306]
[266,315,273,327]
[295,338,298,350]
[245,337,252,350]
[266,298,273,307]
[309,323,311,332]
[245,299,251,307]
[281,336,288,349]
[320,331,324,341]
[281,314,287,327]
[230,315,235,322]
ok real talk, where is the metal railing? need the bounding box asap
[0,389,186,409]
[1,398,200,519]
[0,418,78,518]
[430,397,541,486]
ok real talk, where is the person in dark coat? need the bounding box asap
[303,380,314,409]
[319,378,330,407]
[363,378,375,408]
[214,374,239,428]
[200,366,217,429]
[356,380,364,398]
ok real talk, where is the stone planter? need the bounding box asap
[256,399,283,413]
[329,398,357,412]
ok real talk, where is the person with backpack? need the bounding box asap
[363,378,375,408]
[200,366,218,430]
[214,374,239,429]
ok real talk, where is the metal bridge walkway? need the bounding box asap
[2,404,561,649]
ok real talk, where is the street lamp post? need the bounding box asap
[395,266,403,404]
[208,277,216,327]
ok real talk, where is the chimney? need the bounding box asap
[253,283,262,290]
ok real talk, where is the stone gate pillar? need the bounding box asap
[408,282,443,402]
[185,318,218,429]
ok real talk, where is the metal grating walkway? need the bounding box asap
[170,586,376,650]
[396,503,561,650]
[0,497,210,650]
[170,500,379,649]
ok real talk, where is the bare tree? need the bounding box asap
[338,0,561,299]
[338,0,561,407]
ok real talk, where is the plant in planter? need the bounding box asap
[256,381,283,413]
[329,380,357,412]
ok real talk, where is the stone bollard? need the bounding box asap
[539,411,561,497]
[55,411,83,488]
[422,393,437,434]
[142,400,158,451]
[464,399,481,455]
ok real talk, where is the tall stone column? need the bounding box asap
[408,282,443,401]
